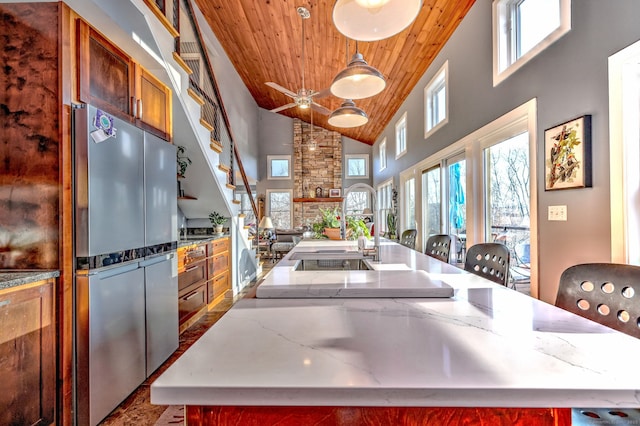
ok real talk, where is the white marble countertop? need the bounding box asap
[152,288,640,408]
[257,240,479,298]
[151,240,640,408]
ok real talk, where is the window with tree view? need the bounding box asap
[267,190,292,229]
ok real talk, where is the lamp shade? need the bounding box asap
[259,216,274,229]
[332,0,423,42]
[328,99,369,128]
[330,52,386,99]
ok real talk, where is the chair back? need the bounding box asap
[556,263,640,338]
[464,243,510,286]
[399,229,417,250]
[424,234,451,263]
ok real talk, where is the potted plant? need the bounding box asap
[312,207,342,240]
[176,145,192,178]
[387,212,398,240]
[209,211,227,234]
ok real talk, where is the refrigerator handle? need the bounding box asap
[93,262,139,279]
[139,252,175,268]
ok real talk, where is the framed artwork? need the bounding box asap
[315,187,323,198]
[329,188,341,198]
[544,115,592,191]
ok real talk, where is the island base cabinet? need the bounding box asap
[185,406,571,426]
[0,280,55,426]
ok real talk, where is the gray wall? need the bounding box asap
[193,2,259,181]
[256,108,373,196]
[373,0,640,302]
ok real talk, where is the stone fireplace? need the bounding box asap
[292,119,343,228]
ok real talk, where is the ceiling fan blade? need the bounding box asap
[311,87,331,100]
[311,102,331,116]
[265,82,297,98]
[270,102,297,113]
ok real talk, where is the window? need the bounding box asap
[424,61,448,138]
[405,177,416,230]
[395,112,407,158]
[266,190,292,229]
[377,180,394,234]
[379,138,387,171]
[238,191,257,226]
[493,0,571,85]
[267,155,291,180]
[345,154,369,179]
[345,191,370,216]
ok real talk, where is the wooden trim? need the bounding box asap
[187,87,205,105]
[142,0,179,38]
[218,164,231,173]
[199,117,214,132]
[232,199,241,205]
[226,183,236,190]
[209,140,223,153]
[293,197,344,203]
[238,213,246,218]
[173,52,193,75]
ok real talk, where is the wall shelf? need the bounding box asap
[293,197,343,203]
[178,195,198,200]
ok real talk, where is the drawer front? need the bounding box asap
[212,238,229,254]
[212,270,229,299]
[178,260,206,292]
[178,245,206,272]
[178,284,206,323]
[212,252,229,272]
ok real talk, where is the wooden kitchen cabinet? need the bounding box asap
[178,243,207,332]
[208,237,230,305]
[0,279,55,426]
[77,19,135,119]
[136,65,172,140]
[77,19,172,140]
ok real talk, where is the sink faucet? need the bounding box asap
[342,183,380,262]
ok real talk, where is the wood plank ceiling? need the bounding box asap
[194,0,476,145]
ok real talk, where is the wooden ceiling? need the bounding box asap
[194,0,476,145]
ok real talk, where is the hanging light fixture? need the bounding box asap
[330,39,386,100]
[332,0,423,42]
[328,99,369,128]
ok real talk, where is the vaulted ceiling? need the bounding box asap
[194,0,476,145]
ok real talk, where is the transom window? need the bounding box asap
[395,112,407,159]
[345,154,369,179]
[493,0,571,85]
[379,138,387,171]
[425,61,448,138]
[267,155,291,180]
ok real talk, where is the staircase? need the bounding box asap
[135,0,262,287]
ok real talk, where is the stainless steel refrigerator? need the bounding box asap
[73,104,178,426]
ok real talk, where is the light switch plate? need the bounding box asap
[548,205,567,221]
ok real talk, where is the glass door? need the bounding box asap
[421,165,441,251]
[484,132,530,285]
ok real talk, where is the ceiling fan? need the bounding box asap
[266,6,331,116]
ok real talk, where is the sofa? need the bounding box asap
[270,229,304,260]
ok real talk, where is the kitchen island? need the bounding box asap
[151,241,640,425]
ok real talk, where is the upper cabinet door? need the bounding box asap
[77,19,135,121]
[136,65,172,141]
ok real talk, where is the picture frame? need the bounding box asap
[314,187,323,198]
[544,115,592,191]
[329,188,341,198]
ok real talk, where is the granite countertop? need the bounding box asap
[177,234,230,248]
[0,270,60,291]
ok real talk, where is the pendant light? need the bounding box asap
[330,39,386,100]
[328,99,369,128]
[332,0,423,42]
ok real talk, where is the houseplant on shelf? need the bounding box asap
[209,211,227,234]
[312,207,342,240]
[176,145,192,178]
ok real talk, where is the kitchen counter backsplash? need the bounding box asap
[0,270,60,291]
